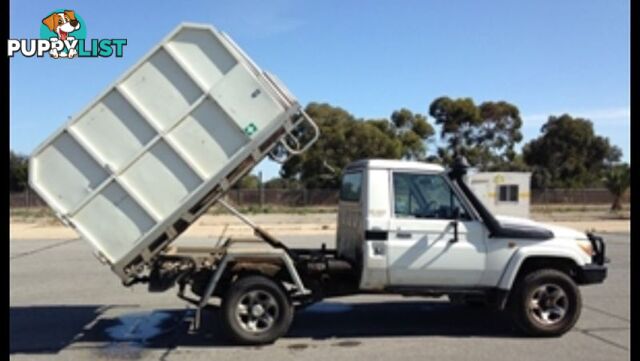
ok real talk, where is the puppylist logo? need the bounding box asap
[7,9,127,58]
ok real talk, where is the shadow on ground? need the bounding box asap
[10,301,517,354]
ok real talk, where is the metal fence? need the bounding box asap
[530,188,630,205]
[9,187,629,209]
[8,187,341,209]
[9,188,49,208]
[225,188,339,207]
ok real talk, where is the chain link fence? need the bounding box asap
[9,187,629,209]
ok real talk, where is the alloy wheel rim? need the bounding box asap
[235,290,280,334]
[528,283,569,325]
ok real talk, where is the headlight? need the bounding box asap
[576,239,594,256]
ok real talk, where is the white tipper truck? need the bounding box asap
[29,23,608,345]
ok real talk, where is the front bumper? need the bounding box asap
[577,233,608,285]
[577,264,608,284]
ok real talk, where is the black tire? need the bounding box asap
[508,269,581,337]
[220,275,293,345]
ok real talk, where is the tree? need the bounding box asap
[477,101,523,168]
[603,163,630,211]
[428,96,523,169]
[522,114,622,188]
[486,154,530,172]
[429,97,481,166]
[233,174,260,189]
[10,150,29,192]
[390,108,435,159]
[281,103,434,188]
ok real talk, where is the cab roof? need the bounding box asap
[344,159,445,173]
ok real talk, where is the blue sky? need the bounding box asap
[10,0,630,180]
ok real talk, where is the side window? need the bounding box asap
[393,174,420,216]
[340,172,362,202]
[498,184,519,202]
[393,173,470,220]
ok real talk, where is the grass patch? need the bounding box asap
[10,207,58,224]
[9,205,338,224]
[205,204,337,215]
[531,203,630,221]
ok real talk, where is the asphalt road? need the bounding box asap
[10,233,630,361]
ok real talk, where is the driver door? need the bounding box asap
[387,172,487,287]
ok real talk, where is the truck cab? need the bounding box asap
[334,159,607,333]
[337,159,488,290]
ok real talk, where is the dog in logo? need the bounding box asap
[42,10,81,58]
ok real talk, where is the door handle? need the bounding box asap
[397,231,412,239]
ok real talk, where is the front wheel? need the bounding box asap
[508,269,582,337]
[221,275,294,345]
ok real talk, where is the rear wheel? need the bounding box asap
[221,275,293,345]
[508,269,581,336]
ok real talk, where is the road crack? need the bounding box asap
[583,304,630,323]
[574,327,629,351]
[10,238,81,260]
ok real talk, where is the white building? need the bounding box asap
[464,172,532,218]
